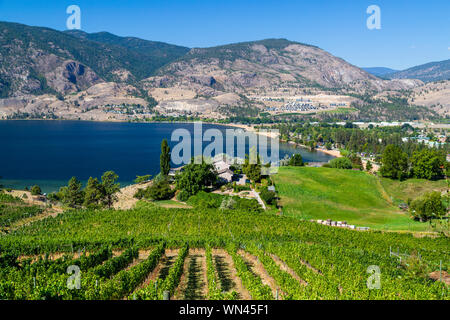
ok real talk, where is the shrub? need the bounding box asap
[260,188,276,205]
[177,190,190,202]
[31,185,42,196]
[328,157,352,169]
[289,154,304,166]
[136,179,174,201]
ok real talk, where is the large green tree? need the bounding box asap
[243,152,262,183]
[175,159,217,197]
[62,177,84,208]
[160,139,171,176]
[410,149,445,180]
[379,145,409,180]
[83,177,102,209]
[100,171,120,208]
[409,191,446,222]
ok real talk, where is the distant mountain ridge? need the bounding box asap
[387,59,450,82]
[363,67,398,77]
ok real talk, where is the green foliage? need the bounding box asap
[30,185,41,196]
[366,160,373,171]
[176,190,190,202]
[92,247,139,279]
[160,139,171,176]
[135,179,174,201]
[243,152,262,183]
[175,160,217,197]
[289,154,304,166]
[380,145,409,180]
[187,191,262,212]
[409,191,446,222]
[134,175,152,184]
[328,157,353,169]
[100,171,120,208]
[227,244,273,300]
[260,188,276,205]
[410,149,445,180]
[83,177,102,209]
[61,177,84,208]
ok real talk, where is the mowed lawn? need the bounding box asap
[273,167,431,231]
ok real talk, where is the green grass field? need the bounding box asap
[273,167,441,231]
[380,177,448,205]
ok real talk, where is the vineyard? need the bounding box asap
[0,196,448,300]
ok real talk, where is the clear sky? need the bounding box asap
[0,0,448,70]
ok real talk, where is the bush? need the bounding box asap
[260,188,276,205]
[289,154,304,166]
[328,157,353,169]
[31,185,42,196]
[177,190,190,202]
[187,191,223,209]
[136,179,174,201]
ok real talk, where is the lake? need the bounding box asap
[0,120,334,192]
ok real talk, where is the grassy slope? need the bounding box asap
[380,177,448,205]
[273,167,435,231]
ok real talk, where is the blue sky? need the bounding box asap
[0,0,448,70]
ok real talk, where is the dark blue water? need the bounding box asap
[0,121,334,192]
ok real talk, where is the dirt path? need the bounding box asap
[213,249,251,300]
[270,254,308,286]
[174,249,208,300]
[135,249,179,291]
[124,249,151,270]
[238,250,281,299]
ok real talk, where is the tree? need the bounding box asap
[366,160,373,172]
[30,185,42,196]
[289,154,304,166]
[410,149,445,180]
[379,145,409,180]
[243,152,262,183]
[175,159,217,197]
[83,177,102,209]
[100,171,120,208]
[328,157,353,169]
[409,191,446,222]
[160,139,171,176]
[62,177,84,208]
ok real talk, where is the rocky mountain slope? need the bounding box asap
[0,21,188,98]
[388,59,450,83]
[0,21,440,121]
[144,39,420,96]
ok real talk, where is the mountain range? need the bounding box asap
[364,60,450,83]
[0,21,448,120]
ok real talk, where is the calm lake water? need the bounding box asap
[0,121,334,192]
